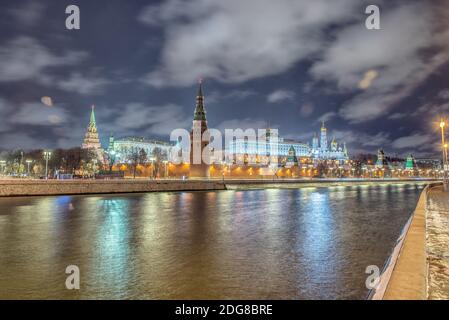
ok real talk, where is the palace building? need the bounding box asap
[227,123,349,165]
[107,135,172,163]
[228,130,310,165]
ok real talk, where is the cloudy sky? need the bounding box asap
[1,0,449,157]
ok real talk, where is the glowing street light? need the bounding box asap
[0,160,6,174]
[43,151,52,180]
[26,159,32,176]
[440,119,448,190]
[163,160,168,178]
[221,160,226,182]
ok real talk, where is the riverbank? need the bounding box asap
[381,184,429,299]
[376,182,449,300]
[0,179,227,197]
[0,178,438,197]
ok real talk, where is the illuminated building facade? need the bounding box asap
[107,136,172,163]
[310,122,348,161]
[228,131,309,165]
[228,123,349,165]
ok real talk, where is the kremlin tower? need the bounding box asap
[189,80,210,178]
[320,121,328,152]
[81,105,105,162]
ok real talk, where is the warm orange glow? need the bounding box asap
[441,120,446,128]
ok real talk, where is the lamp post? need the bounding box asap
[0,160,5,175]
[221,161,226,182]
[26,160,32,176]
[163,160,168,179]
[445,144,448,164]
[109,150,116,172]
[149,157,155,179]
[43,151,52,180]
[441,120,447,191]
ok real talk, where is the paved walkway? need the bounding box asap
[384,187,427,300]
[427,185,449,299]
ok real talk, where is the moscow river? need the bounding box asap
[0,183,424,299]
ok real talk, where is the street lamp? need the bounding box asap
[221,160,226,182]
[109,150,116,172]
[163,160,168,178]
[440,119,447,190]
[0,160,5,175]
[26,159,32,176]
[43,151,52,180]
[149,157,156,179]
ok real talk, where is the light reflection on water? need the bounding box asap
[0,183,424,299]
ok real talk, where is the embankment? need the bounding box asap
[0,179,226,197]
[369,183,436,300]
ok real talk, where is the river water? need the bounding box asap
[0,183,425,299]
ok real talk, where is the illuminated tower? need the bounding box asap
[81,105,102,150]
[320,121,328,151]
[376,149,387,168]
[286,145,298,167]
[405,154,416,171]
[189,80,210,178]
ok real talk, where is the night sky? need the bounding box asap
[1,0,449,158]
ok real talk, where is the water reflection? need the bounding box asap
[0,183,425,299]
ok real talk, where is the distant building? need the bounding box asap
[228,122,349,165]
[415,158,441,170]
[310,122,348,161]
[375,149,388,168]
[405,154,417,171]
[228,129,310,165]
[108,136,172,163]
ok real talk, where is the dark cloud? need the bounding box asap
[0,0,448,158]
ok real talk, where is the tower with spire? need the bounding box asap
[81,105,106,165]
[189,79,210,178]
[286,145,299,167]
[320,121,328,152]
[310,121,348,162]
[82,105,102,150]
